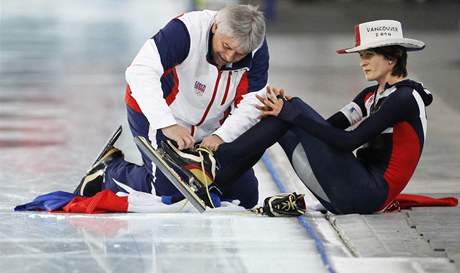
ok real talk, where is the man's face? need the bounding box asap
[211,24,248,68]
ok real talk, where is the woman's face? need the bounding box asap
[359,50,394,83]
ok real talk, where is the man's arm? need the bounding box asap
[125,39,176,130]
[125,19,194,148]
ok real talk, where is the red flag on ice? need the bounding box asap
[395,193,458,208]
[62,190,128,213]
[385,193,458,212]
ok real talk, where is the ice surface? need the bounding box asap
[1,1,458,273]
[0,212,331,273]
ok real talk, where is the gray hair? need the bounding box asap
[214,5,266,53]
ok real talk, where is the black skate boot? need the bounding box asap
[74,147,123,197]
[255,192,307,217]
[160,140,221,207]
[161,140,218,186]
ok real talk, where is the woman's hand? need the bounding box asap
[255,86,288,118]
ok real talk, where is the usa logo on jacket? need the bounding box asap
[194,81,206,96]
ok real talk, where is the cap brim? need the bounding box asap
[337,38,425,54]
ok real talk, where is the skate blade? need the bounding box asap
[87,125,123,174]
[134,136,206,213]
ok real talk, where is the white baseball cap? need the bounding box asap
[337,20,425,54]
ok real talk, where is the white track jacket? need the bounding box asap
[125,10,269,142]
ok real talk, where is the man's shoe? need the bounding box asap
[74,147,123,196]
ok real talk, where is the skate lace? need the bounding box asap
[195,146,214,157]
[278,194,298,212]
[195,147,215,208]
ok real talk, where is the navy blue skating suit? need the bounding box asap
[213,79,433,214]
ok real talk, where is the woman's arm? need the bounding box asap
[278,93,414,152]
[256,87,415,152]
[327,112,351,129]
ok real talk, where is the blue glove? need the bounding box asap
[161,194,185,205]
[209,192,221,208]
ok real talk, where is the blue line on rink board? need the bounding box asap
[261,153,337,273]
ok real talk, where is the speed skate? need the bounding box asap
[134,136,207,213]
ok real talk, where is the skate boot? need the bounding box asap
[74,147,123,197]
[255,192,307,217]
[160,140,221,207]
[161,140,218,186]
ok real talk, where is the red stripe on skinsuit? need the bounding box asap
[380,121,421,209]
